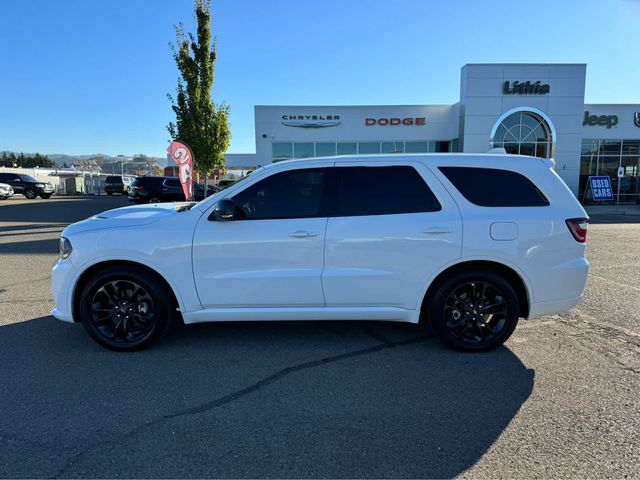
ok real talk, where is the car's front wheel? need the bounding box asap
[429,270,519,352]
[0,196,8,200]
[24,188,37,199]
[78,266,173,351]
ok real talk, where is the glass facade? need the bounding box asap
[492,111,551,159]
[272,140,459,162]
[580,139,640,203]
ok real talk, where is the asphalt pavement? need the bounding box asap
[0,195,638,478]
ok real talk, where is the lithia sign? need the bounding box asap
[503,80,550,95]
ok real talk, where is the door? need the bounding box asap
[0,174,22,194]
[162,178,186,201]
[322,162,462,310]
[192,167,330,308]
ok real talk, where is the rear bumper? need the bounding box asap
[528,294,584,319]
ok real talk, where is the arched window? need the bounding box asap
[491,111,552,158]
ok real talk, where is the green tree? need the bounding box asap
[167,0,231,195]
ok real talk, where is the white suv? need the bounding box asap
[51,154,589,352]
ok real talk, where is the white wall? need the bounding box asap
[254,105,459,164]
[582,104,640,139]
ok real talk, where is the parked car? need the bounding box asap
[0,182,14,200]
[128,177,216,203]
[52,154,589,352]
[104,175,126,195]
[0,172,54,199]
[122,176,136,192]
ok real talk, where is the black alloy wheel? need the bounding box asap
[79,266,172,351]
[148,196,161,204]
[430,270,519,351]
[24,188,37,199]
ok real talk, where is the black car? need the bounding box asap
[0,172,55,199]
[128,177,217,203]
[104,175,126,195]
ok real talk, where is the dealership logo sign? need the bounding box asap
[281,115,341,128]
[365,117,426,126]
[503,81,550,95]
[583,111,619,129]
[634,112,640,128]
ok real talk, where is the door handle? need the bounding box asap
[289,230,318,238]
[423,227,452,234]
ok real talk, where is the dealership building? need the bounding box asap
[226,64,640,203]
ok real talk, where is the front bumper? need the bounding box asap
[51,258,76,323]
[0,189,13,197]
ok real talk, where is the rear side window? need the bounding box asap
[439,167,549,207]
[105,176,122,183]
[337,166,441,216]
[164,178,181,188]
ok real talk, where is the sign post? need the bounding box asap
[617,166,624,210]
[167,141,194,201]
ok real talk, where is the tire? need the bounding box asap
[106,191,113,195]
[40,194,52,199]
[0,196,7,200]
[78,266,173,351]
[148,196,161,204]
[24,188,37,199]
[429,270,520,352]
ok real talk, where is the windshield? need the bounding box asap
[18,174,37,182]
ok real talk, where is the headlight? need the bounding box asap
[59,237,73,259]
[35,183,45,188]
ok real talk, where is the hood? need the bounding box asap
[63,202,196,236]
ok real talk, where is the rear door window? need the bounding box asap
[439,167,549,207]
[336,166,441,217]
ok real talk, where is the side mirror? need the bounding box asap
[209,198,237,221]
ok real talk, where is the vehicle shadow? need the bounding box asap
[0,196,129,224]
[0,317,534,479]
[0,237,59,254]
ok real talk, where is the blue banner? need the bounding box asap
[589,176,613,201]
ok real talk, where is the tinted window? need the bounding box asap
[232,168,327,220]
[18,174,36,182]
[0,173,13,181]
[337,166,441,217]
[105,176,122,183]
[164,178,181,188]
[439,167,549,207]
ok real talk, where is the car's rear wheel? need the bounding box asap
[79,266,172,351]
[429,270,519,352]
[148,196,161,204]
[24,188,37,199]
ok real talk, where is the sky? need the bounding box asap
[0,0,638,157]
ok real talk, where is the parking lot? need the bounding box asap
[0,195,639,478]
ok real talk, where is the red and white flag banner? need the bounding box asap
[167,140,194,201]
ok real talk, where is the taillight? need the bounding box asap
[566,217,589,243]
[132,186,144,190]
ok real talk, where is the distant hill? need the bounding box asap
[46,154,169,167]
